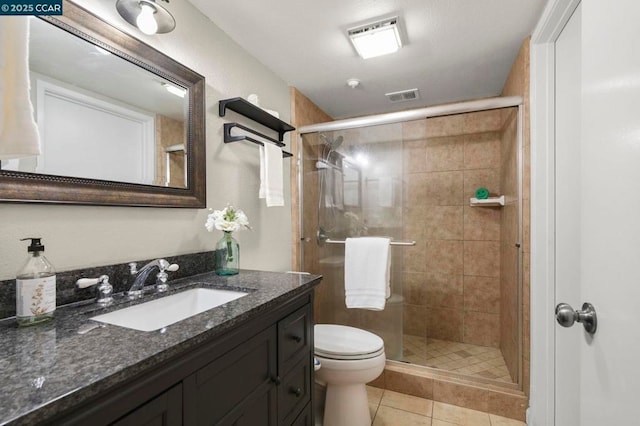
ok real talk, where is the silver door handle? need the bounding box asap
[555,302,597,334]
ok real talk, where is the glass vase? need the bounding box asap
[215,231,239,276]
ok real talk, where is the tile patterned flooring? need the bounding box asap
[402,335,514,383]
[367,386,525,426]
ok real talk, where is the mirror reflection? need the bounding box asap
[1,17,188,188]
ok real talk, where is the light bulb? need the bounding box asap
[136,3,158,35]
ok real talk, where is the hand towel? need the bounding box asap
[0,17,41,160]
[259,142,284,206]
[345,237,391,310]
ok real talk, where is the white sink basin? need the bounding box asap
[90,288,248,332]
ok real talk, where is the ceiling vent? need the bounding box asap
[385,88,420,103]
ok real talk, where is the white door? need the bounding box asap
[553,1,640,424]
[554,4,582,425]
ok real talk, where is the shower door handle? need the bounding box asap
[555,302,597,334]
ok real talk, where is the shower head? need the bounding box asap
[320,134,344,149]
[332,136,344,149]
[320,134,344,163]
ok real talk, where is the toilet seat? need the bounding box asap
[315,324,384,360]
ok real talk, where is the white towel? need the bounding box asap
[345,237,391,311]
[0,17,41,160]
[259,142,284,207]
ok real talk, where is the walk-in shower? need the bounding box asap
[298,96,523,390]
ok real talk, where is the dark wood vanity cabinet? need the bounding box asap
[183,303,313,426]
[183,325,278,425]
[53,292,314,426]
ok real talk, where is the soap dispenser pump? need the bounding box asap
[16,237,56,326]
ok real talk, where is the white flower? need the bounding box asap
[205,204,251,233]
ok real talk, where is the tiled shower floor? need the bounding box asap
[402,335,514,383]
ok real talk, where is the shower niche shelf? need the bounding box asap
[470,195,505,207]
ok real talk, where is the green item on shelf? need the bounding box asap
[475,187,490,199]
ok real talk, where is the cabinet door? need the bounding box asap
[290,403,312,426]
[184,325,278,426]
[112,384,182,426]
[231,388,277,426]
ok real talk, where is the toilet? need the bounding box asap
[314,324,386,426]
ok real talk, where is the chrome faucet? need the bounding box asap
[127,259,179,298]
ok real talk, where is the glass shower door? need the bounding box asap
[301,123,404,359]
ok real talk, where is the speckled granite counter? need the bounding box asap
[0,270,321,425]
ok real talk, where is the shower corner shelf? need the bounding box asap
[470,195,505,207]
[219,97,295,142]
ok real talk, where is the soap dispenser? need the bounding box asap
[16,237,56,326]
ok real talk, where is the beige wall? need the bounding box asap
[501,37,531,396]
[0,0,292,280]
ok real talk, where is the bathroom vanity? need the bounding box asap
[0,270,320,425]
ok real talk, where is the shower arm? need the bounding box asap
[316,229,415,246]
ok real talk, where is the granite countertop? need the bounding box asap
[0,270,322,425]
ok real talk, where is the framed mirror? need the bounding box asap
[0,0,206,207]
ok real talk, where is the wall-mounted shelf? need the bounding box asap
[223,123,292,157]
[219,97,295,142]
[470,195,505,207]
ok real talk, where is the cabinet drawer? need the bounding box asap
[290,402,312,426]
[278,356,311,425]
[278,304,311,370]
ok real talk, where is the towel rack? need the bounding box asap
[223,123,293,158]
[219,97,295,142]
[316,229,415,246]
[324,238,416,246]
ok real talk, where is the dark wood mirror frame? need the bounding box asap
[0,0,206,208]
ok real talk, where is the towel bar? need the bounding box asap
[324,238,416,246]
[316,228,415,246]
[223,123,292,157]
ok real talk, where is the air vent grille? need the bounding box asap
[385,88,420,103]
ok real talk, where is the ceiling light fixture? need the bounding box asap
[116,0,176,35]
[347,16,402,59]
[162,83,186,98]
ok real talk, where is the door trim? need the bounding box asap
[529,0,581,425]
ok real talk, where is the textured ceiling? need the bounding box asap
[188,0,547,119]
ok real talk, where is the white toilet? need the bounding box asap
[314,324,386,426]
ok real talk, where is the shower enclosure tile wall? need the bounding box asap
[401,109,506,352]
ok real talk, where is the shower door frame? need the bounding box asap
[297,96,525,390]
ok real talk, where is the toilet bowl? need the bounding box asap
[314,324,386,426]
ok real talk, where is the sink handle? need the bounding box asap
[156,261,179,293]
[76,278,100,289]
[158,259,179,273]
[76,275,113,306]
